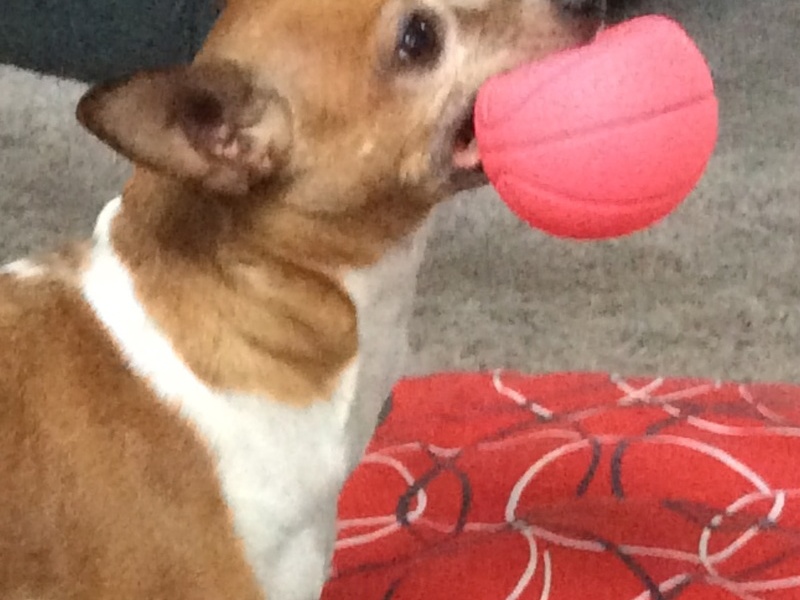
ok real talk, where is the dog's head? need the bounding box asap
[78,0,604,215]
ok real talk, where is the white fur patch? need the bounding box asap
[80,197,433,600]
[0,258,46,279]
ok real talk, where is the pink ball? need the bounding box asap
[474,15,719,240]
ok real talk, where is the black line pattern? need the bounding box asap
[324,372,800,600]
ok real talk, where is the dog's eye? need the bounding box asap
[396,11,441,67]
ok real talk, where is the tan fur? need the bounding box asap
[0,0,602,597]
[0,276,263,600]
[110,171,367,403]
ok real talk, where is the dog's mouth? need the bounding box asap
[446,99,486,190]
[430,96,486,191]
[451,102,480,172]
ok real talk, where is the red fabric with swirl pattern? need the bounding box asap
[321,372,800,600]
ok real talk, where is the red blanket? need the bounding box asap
[322,372,800,600]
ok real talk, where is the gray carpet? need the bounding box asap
[1,0,798,383]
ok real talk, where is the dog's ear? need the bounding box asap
[77,61,292,196]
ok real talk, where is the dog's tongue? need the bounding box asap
[453,137,481,170]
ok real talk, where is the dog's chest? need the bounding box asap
[81,200,433,598]
[211,220,434,520]
[183,221,434,596]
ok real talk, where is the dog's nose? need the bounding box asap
[558,0,606,19]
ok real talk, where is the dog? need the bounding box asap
[0,0,604,598]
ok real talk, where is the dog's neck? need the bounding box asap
[101,169,435,406]
[79,171,436,599]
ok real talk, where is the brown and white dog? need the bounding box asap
[0,0,603,598]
